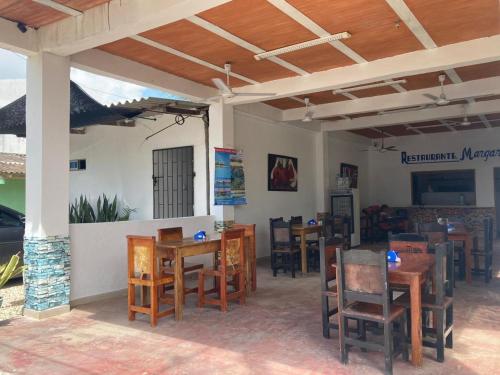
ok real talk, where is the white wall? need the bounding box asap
[233,110,320,258]
[70,215,215,301]
[69,115,207,219]
[367,127,500,207]
[327,132,370,209]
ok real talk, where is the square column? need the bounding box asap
[315,131,330,213]
[208,101,235,228]
[23,52,71,318]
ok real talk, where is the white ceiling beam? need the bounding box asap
[187,16,308,76]
[321,99,500,132]
[129,35,257,85]
[37,0,231,56]
[227,35,500,105]
[282,76,500,121]
[385,1,462,97]
[70,49,217,100]
[33,0,82,16]
[384,0,437,48]
[405,124,423,135]
[479,114,492,128]
[0,17,38,55]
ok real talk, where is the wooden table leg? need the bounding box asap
[465,235,472,284]
[244,237,251,297]
[300,233,307,273]
[251,233,257,291]
[410,275,423,366]
[174,250,183,321]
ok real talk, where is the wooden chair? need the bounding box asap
[388,232,429,254]
[232,223,257,293]
[198,228,246,312]
[157,227,203,302]
[395,242,454,362]
[270,219,301,278]
[337,248,408,375]
[319,237,340,338]
[127,235,175,327]
[417,222,448,247]
[471,217,494,283]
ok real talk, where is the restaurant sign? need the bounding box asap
[401,147,500,165]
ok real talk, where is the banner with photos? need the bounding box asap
[214,147,247,205]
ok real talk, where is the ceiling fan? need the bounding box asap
[302,97,313,122]
[361,132,399,153]
[423,74,451,105]
[206,63,276,102]
[441,105,474,127]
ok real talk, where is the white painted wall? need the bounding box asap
[69,115,207,219]
[233,110,320,258]
[327,132,371,209]
[70,215,215,301]
[367,128,500,207]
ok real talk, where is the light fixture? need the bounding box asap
[378,105,427,115]
[333,79,407,95]
[254,32,351,60]
[0,176,5,185]
[302,97,313,122]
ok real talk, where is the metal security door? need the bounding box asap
[153,146,194,218]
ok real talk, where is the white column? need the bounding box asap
[315,130,330,213]
[24,52,71,318]
[208,101,235,225]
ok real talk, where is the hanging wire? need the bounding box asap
[145,114,190,141]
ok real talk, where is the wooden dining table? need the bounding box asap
[156,230,255,321]
[292,223,323,273]
[447,222,473,284]
[331,252,434,367]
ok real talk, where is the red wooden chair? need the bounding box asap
[127,235,175,327]
[198,228,246,312]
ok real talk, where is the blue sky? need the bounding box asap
[0,48,183,106]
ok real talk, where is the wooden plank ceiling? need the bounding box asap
[92,0,499,107]
[1,0,499,138]
[0,0,109,27]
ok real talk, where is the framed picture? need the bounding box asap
[268,154,298,191]
[340,162,358,188]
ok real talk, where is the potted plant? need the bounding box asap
[0,253,25,308]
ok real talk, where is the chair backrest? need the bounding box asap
[474,217,494,254]
[127,235,158,280]
[336,248,390,318]
[290,215,303,225]
[417,222,448,246]
[220,228,245,270]
[270,220,294,249]
[157,227,183,242]
[319,237,338,292]
[269,217,284,251]
[434,242,454,303]
[232,223,255,238]
[388,232,428,253]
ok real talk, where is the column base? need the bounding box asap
[23,304,70,320]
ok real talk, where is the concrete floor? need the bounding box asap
[1,246,500,375]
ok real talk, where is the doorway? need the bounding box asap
[494,168,500,237]
[153,146,194,219]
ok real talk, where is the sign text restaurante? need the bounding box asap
[401,147,500,165]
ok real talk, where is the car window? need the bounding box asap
[0,211,21,227]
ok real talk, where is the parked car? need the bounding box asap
[0,205,25,269]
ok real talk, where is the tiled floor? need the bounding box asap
[1,244,500,375]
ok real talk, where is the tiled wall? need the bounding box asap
[24,236,70,311]
[404,207,495,234]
